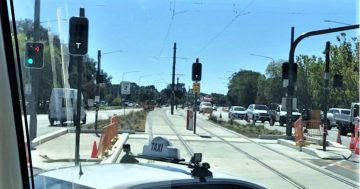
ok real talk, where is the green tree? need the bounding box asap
[227,70,263,107]
[263,60,286,104]
[328,33,359,107]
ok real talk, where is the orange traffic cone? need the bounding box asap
[336,130,342,144]
[354,140,359,155]
[349,134,355,150]
[91,141,98,158]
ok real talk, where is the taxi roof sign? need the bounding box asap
[142,137,180,160]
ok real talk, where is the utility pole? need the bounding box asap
[171,42,176,115]
[176,77,179,109]
[323,41,330,151]
[94,50,101,137]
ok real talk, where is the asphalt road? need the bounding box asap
[25,108,141,139]
[211,108,352,148]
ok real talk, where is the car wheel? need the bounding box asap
[279,121,284,126]
[325,119,331,130]
[82,115,87,124]
[49,119,55,126]
[269,118,274,126]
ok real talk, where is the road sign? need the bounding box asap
[282,97,297,110]
[193,82,200,94]
[94,96,100,103]
[121,81,131,95]
[25,84,32,95]
[88,99,94,107]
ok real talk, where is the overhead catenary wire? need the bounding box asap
[194,0,254,57]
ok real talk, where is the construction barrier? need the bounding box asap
[353,117,359,154]
[97,115,119,157]
[294,118,304,146]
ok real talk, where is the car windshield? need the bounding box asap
[2,0,359,188]
[341,110,351,115]
[254,105,268,110]
[234,107,245,111]
[202,102,212,106]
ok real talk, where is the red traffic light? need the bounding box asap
[25,42,44,69]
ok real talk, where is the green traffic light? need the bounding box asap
[27,58,34,65]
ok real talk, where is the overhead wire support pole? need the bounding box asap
[171,42,176,115]
[286,24,360,137]
[94,50,101,137]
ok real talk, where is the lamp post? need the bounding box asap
[250,53,275,63]
[324,20,351,26]
[94,49,122,137]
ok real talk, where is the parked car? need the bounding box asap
[273,105,301,126]
[212,104,217,111]
[246,104,271,123]
[199,101,213,113]
[228,106,246,120]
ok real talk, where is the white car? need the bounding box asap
[274,105,301,126]
[246,104,271,123]
[199,102,213,113]
[228,106,246,119]
[34,137,266,189]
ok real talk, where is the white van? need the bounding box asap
[48,88,86,126]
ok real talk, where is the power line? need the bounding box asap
[194,0,254,56]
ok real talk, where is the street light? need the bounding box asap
[324,20,351,26]
[94,49,123,137]
[250,53,275,62]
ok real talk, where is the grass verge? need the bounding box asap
[209,114,283,138]
[83,110,148,132]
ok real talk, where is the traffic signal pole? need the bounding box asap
[286,24,359,137]
[29,0,40,146]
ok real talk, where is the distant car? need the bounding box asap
[199,101,213,113]
[228,106,246,120]
[212,104,217,111]
[274,105,301,126]
[321,108,344,130]
[246,104,271,123]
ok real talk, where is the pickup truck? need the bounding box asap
[335,103,359,136]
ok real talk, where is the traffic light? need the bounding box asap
[333,74,343,88]
[96,74,104,84]
[282,62,298,82]
[25,42,44,69]
[69,17,89,55]
[192,59,202,81]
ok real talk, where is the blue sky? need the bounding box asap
[13,0,359,94]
